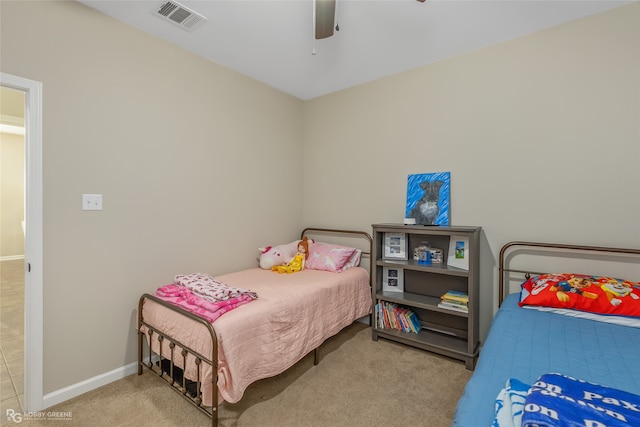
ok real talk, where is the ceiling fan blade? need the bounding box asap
[315,0,335,40]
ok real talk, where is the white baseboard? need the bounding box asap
[42,361,139,409]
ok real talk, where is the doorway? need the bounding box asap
[0,85,26,414]
[0,73,43,413]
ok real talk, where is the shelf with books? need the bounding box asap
[376,258,470,277]
[437,302,469,314]
[438,290,469,314]
[378,291,438,309]
[377,290,470,318]
[371,224,481,370]
[375,301,421,334]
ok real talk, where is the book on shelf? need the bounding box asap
[375,301,421,334]
[438,300,468,310]
[439,290,469,313]
[437,302,469,313]
[441,290,468,304]
[439,299,467,308]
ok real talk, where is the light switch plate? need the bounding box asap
[82,194,103,211]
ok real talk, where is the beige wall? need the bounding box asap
[1,0,639,402]
[0,131,25,258]
[1,0,303,395]
[303,3,640,337]
[1,86,26,258]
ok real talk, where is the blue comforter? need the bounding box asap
[453,293,640,426]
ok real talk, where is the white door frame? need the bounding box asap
[1,72,44,412]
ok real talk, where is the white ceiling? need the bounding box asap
[77,0,632,100]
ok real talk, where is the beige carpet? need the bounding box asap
[5,323,472,427]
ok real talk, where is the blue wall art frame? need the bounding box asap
[405,172,451,226]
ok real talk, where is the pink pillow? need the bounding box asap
[306,242,358,273]
[341,249,362,271]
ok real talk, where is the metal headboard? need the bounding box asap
[498,241,640,305]
[301,227,373,276]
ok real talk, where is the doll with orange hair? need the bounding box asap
[272,237,309,274]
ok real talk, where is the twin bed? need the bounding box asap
[453,241,640,426]
[137,228,372,427]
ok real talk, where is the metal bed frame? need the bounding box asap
[137,228,372,427]
[498,241,640,305]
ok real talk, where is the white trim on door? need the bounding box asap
[1,72,44,412]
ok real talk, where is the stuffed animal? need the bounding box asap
[258,239,302,270]
[272,237,310,274]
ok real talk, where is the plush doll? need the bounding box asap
[272,237,309,274]
[258,239,301,269]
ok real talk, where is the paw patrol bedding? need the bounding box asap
[493,373,640,427]
[519,273,640,317]
[522,373,640,427]
[453,293,640,427]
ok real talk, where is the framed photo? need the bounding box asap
[382,267,404,292]
[406,172,451,226]
[383,232,408,260]
[447,236,469,270]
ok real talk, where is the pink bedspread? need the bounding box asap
[140,267,371,406]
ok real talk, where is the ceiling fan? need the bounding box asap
[314,0,337,40]
[314,0,425,40]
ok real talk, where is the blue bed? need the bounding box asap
[453,242,640,427]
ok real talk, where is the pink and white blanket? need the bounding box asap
[174,273,258,302]
[154,273,258,323]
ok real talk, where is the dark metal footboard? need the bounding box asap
[138,293,219,427]
[138,293,324,427]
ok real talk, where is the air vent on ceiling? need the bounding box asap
[155,1,207,31]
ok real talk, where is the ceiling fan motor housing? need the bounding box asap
[315,0,336,39]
